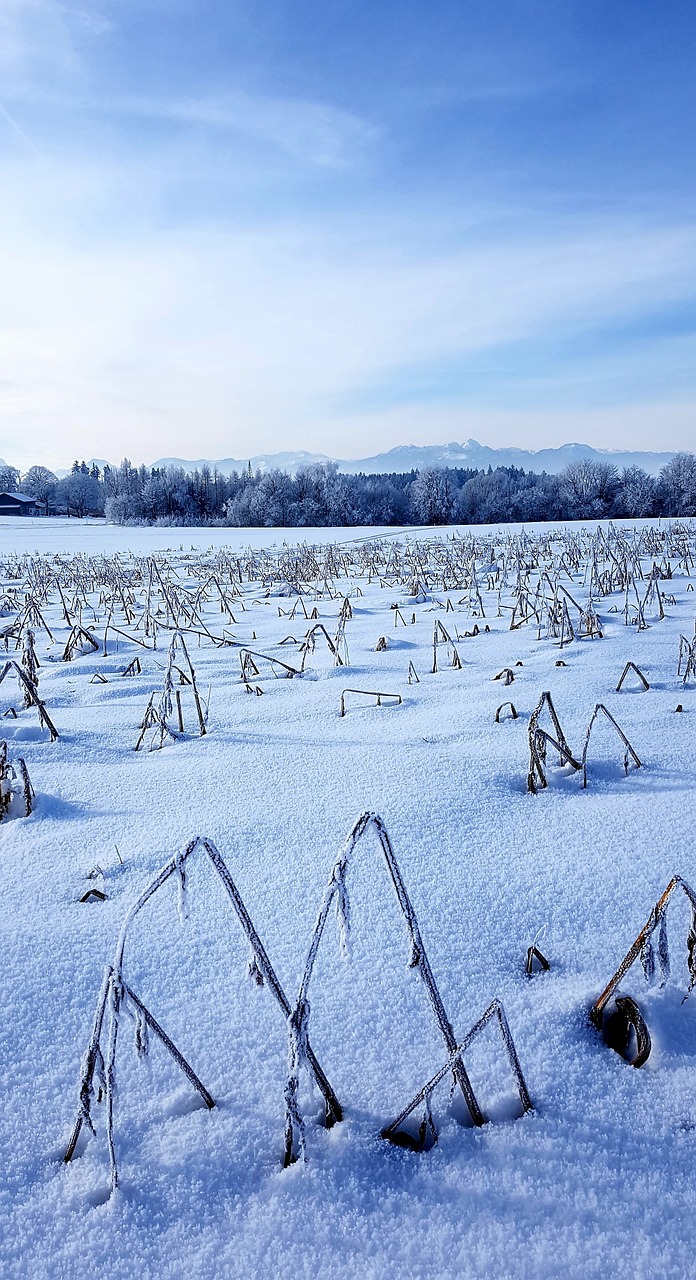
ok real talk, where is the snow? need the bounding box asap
[1,516,695,1279]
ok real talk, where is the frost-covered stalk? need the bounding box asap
[581,703,641,788]
[381,999,532,1147]
[0,741,34,820]
[0,741,11,820]
[0,660,58,741]
[677,633,696,684]
[284,812,486,1165]
[526,691,580,793]
[333,863,352,960]
[159,634,176,723]
[284,1000,311,1165]
[591,876,696,1031]
[63,835,340,1191]
[21,629,39,708]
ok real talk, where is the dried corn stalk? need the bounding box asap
[64,835,342,1194]
[339,689,402,717]
[581,703,641,788]
[20,629,40,708]
[432,620,461,672]
[615,661,650,692]
[0,739,33,819]
[381,999,532,1150]
[527,691,580,793]
[590,877,696,1065]
[677,634,696,684]
[62,624,100,661]
[0,660,59,741]
[282,812,497,1166]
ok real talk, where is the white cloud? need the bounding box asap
[2,182,695,469]
[2,83,381,169]
[0,0,84,82]
[0,2,693,472]
[1,108,696,471]
[131,91,381,169]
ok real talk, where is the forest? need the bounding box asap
[8,452,696,526]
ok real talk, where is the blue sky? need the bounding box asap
[1,0,694,470]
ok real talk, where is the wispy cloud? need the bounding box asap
[0,0,84,81]
[129,92,381,169]
[0,0,379,169]
[3,84,381,169]
[0,99,41,154]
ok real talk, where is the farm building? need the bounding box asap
[0,492,42,516]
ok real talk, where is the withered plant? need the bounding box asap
[64,836,342,1194]
[135,631,207,750]
[527,691,580,793]
[0,661,59,741]
[0,739,33,819]
[380,999,532,1151]
[62,624,100,661]
[590,877,696,1067]
[615,661,650,692]
[581,703,641,788]
[281,812,531,1164]
[431,620,461,673]
[339,689,402,717]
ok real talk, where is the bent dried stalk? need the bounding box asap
[166,631,207,735]
[0,740,34,819]
[64,835,342,1193]
[527,691,579,793]
[339,689,402,717]
[0,661,59,741]
[493,668,515,686]
[134,693,179,751]
[62,624,99,662]
[240,648,301,680]
[581,703,641,788]
[136,631,207,749]
[381,999,532,1150]
[677,634,696,684]
[299,623,343,670]
[602,996,651,1068]
[432,620,461,673]
[282,812,487,1166]
[590,876,696,1034]
[615,661,649,692]
[525,945,549,975]
[495,702,517,722]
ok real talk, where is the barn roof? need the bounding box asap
[0,492,36,503]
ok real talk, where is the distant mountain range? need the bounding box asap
[13,440,682,481]
[149,439,678,478]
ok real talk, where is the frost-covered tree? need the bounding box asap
[255,469,295,525]
[559,460,619,518]
[0,465,20,492]
[410,468,454,524]
[58,470,103,517]
[659,453,696,517]
[20,466,58,513]
[615,467,656,518]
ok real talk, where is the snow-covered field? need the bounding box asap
[1,516,695,1280]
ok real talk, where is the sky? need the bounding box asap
[1,0,695,473]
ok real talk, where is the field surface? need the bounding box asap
[1,516,695,1280]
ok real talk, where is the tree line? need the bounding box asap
[7,452,696,526]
